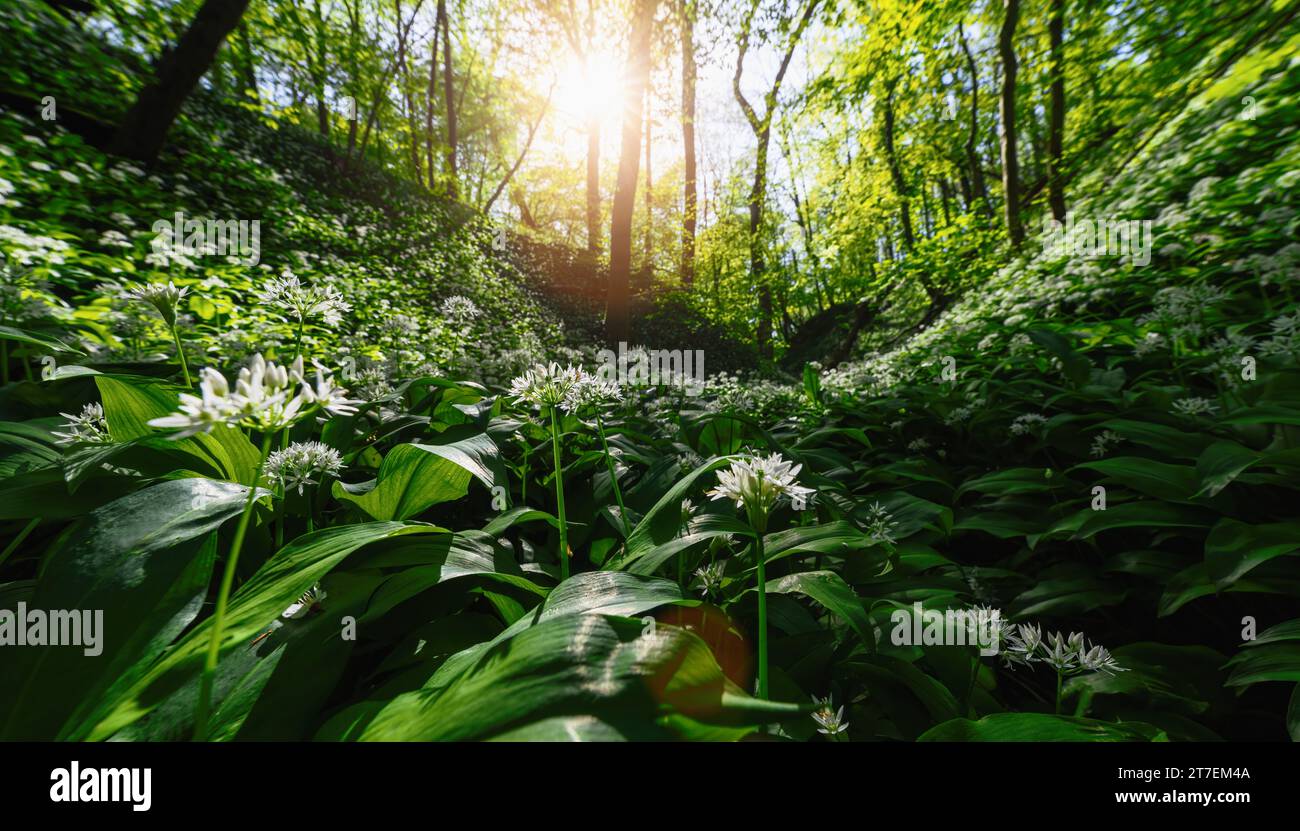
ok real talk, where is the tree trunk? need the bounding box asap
[393,0,422,182]
[957,21,991,215]
[733,0,820,361]
[881,78,914,251]
[604,0,656,345]
[643,90,653,269]
[426,12,439,187]
[108,0,252,162]
[998,0,1024,245]
[679,0,697,287]
[438,0,458,197]
[1047,0,1067,222]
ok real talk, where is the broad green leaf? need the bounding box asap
[89,521,443,739]
[333,433,500,520]
[919,713,1167,741]
[0,478,254,740]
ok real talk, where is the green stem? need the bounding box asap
[549,407,569,581]
[596,414,631,538]
[755,532,769,700]
[171,324,191,387]
[292,319,305,362]
[1055,670,1063,715]
[0,517,40,570]
[194,432,274,741]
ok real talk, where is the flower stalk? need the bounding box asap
[194,431,273,741]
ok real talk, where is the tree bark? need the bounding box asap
[998,0,1024,245]
[679,0,697,287]
[108,0,252,162]
[438,0,458,197]
[957,21,991,215]
[733,0,820,361]
[1047,0,1067,222]
[426,11,440,187]
[604,0,656,346]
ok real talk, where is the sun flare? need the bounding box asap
[552,51,627,128]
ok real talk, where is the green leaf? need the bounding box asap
[1194,440,1259,497]
[333,433,500,520]
[1204,518,1300,585]
[95,376,260,484]
[919,713,1167,741]
[0,478,254,740]
[1225,644,1300,687]
[89,521,444,739]
[765,570,877,647]
[606,455,740,571]
[358,615,796,740]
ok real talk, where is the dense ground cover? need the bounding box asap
[1,1,1299,742]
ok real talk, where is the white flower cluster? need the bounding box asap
[694,562,725,599]
[262,272,351,326]
[508,362,584,408]
[53,402,111,445]
[148,354,359,439]
[1172,396,1218,417]
[1003,624,1125,675]
[440,294,481,321]
[125,280,188,326]
[811,694,849,737]
[265,441,344,494]
[706,452,814,518]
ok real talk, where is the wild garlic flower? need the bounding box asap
[265,441,343,494]
[1004,623,1125,676]
[147,353,355,439]
[53,402,111,445]
[1172,396,1219,417]
[863,501,898,546]
[1078,643,1123,673]
[1010,413,1049,435]
[262,272,350,327]
[282,583,327,619]
[301,360,361,417]
[705,452,814,522]
[508,362,585,408]
[440,294,481,321]
[694,562,725,598]
[1089,430,1122,458]
[561,373,622,413]
[125,280,188,326]
[147,366,243,439]
[811,696,849,737]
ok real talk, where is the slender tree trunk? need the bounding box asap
[439,0,458,197]
[957,21,991,215]
[881,78,914,251]
[236,21,258,103]
[643,90,653,269]
[605,0,656,345]
[108,0,252,162]
[484,87,552,212]
[733,0,820,361]
[394,0,423,181]
[426,13,439,187]
[1047,0,1067,222]
[679,0,697,287]
[998,0,1024,245]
